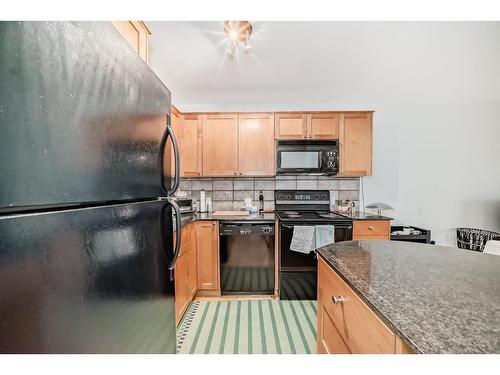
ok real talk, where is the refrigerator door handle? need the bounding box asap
[160,118,180,196]
[168,197,182,278]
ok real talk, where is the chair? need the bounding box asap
[483,240,500,256]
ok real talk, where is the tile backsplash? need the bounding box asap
[178,176,360,212]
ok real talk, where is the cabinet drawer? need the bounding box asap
[353,220,390,240]
[318,303,357,354]
[318,257,395,353]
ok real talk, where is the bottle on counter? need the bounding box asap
[206,197,212,213]
[258,191,264,213]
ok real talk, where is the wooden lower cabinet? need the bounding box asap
[317,257,414,354]
[195,221,220,292]
[352,220,390,240]
[174,223,198,326]
[174,246,189,325]
[187,223,198,299]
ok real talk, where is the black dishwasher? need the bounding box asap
[219,221,275,295]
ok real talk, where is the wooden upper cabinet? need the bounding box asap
[111,21,150,63]
[238,113,275,176]
[275,113,308,139]
[340,112,373,176]
[166,106,181,178]
[196,221,219,291]
[308,113,339,139]
[275,112,339,140]
[202,113,239,176]
[179,114,202,177]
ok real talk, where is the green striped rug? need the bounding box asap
[177,300,317,354]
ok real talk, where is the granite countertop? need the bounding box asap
[174,212,276,231]
[335,210,393,220]
[317,240,500,354]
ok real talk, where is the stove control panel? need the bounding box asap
[275,190,330,204]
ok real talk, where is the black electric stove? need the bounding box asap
[275,190,353,300]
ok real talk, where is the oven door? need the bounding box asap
[279,222,353,271]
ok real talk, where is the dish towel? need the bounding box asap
[315,225,335,249]
[290,226,316,254]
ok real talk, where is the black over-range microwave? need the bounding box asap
[276,140,339,175]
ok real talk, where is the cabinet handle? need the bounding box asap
[332,296,345,304]
[368,226,374,230]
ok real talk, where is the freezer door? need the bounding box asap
[0,22,173,211]
[0,200,176,353]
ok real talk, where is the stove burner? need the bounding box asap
[283,211,299,215]
[318,212,342,219]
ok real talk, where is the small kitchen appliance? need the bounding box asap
[171,197,194,215]
[276,140,339,175]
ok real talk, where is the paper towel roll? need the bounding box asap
[200,189,206,212]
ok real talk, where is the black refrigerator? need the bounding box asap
[0,22,182,353]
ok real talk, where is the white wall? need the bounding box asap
[149,22,500,246]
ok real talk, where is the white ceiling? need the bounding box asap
[147,21,500,112]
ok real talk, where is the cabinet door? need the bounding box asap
[339,113,373,176]
[238,113,275,176]
[187,224,198,299]
[308,113,339,139]
[111,21,150,63]
[274,113,307,139]
[180,114,202,177]
[202,114,239,176]
[174,250,189,325]
[196,221,219,290]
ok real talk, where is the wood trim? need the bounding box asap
[195,290,222,298]
[195,294,276,301]
[182,111,374,116]
[138,21,152,35]
[171,105,181,117]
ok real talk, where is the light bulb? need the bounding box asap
[229,29,238,41]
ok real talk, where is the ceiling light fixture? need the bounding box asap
[223,21,253,59]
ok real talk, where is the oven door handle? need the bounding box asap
[281,224,352,229]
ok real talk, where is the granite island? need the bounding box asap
[316,240,500,354]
